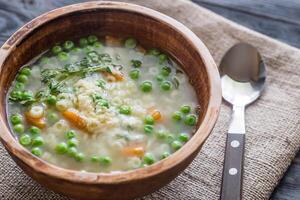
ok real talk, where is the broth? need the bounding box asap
[7,35,199,172]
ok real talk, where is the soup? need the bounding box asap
[7,35,199,172]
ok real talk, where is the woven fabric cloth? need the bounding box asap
[1,0,300,199]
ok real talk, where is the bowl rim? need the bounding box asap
[0,1,221,184]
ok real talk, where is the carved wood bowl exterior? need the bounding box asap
[0,1,221,199]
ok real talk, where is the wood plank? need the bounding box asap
[193,0,300,24]
[193,0,300,48]
[272,152,300,199]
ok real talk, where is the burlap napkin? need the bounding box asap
[1,0,300,199]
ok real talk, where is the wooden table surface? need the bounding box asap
[0,0,299,199]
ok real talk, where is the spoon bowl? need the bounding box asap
[220,43,266,106]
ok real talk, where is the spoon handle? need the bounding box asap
[220,133,245,200]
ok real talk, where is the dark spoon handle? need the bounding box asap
[220,133,245,200]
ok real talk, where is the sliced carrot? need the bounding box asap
[102,70,124,82]
[135,45,146,54]
[151,110,162,121]
[62,109,86,130]
[122,146,145,157]
[103,72,116,82]
[105,35,122,46]
[147,107,162,121]
[25,112,46,129]
[112,69,124,81]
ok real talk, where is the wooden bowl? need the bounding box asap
[0,1,221,199]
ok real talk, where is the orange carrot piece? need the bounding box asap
[151,110,162,121]
[112,70,124,81]
[122,146,145,157]
[102,72,116,82]
[25,112,46,129]
[147,107,162,121]
[102,70,124,82]
[62,110,86,130]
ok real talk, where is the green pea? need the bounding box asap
[180,105,191,114]
[124,38,137,49]
[17,74,28,83]
[74,152,85,162]
[31,147,42,157]
[20,67,31,76]
[15,82,25,91]
[155,74,164,82]
[184,114,197,126]
[160,66,171,77]
[46,95,57,105]
[171,140,183,151]
[67,147,78,157]
[144,124,154,134]
[63,40,74,51]
[31,136,44,147]
[159,54,168,63]
[93,41,103,48]
[10,114,22,125]
[143,153,155,165]
[91,155,101,163]
[144,115,154,125]
[131,59,142,68]
[89,55,99,63]
[98,99,109,108]
[67,138,79,147]
[10,90,22,100]
[148,48,160,56]
[172,111,182,121]
[58,52,69,61]
[65,130,76,139]
[55,142,68,154]
[140,81,152,93]
[91,93,103,101]
[51,45,62,55]
[79,38,88,47]
[19,134,31,146]
[83,45,94,53]
[119,105,132,115]
[156,130,167,140]
[165,133,175,144]
[160,81,172,91]
[39,57,49,64]
[88,35,98,44]
[29,126,41,135]
[129,69,140,80]
[87,51,99,60]
[160,152,170,160]
[14,124,24,134]
[71,47,81,53]
[20,90,33,100]
[99,156,112,165]
[178,133,189,143]
[47,112,59,124]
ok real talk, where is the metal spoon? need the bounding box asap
[219,43,266,200]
